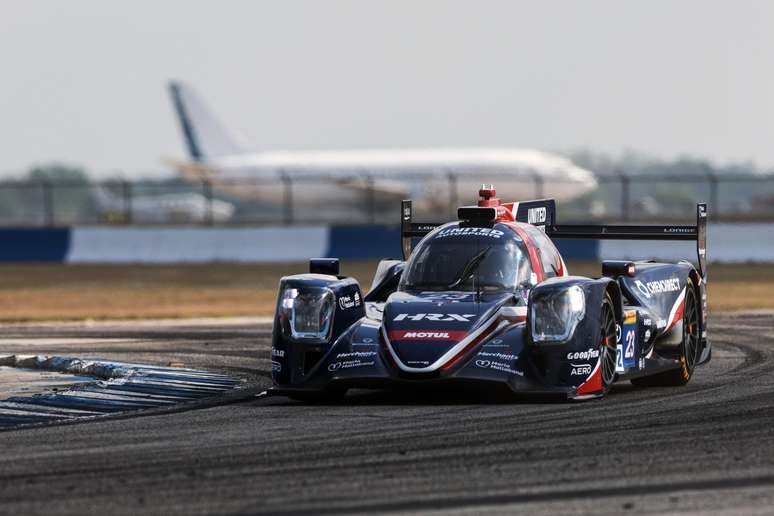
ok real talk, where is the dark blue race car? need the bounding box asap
[269,186,710,401]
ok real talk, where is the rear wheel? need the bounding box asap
[632,278,699,387]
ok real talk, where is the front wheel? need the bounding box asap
[599,295,618,394]
[575,294,617,398]
[632,278,700,387]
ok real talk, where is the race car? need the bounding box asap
[269,186,709,401]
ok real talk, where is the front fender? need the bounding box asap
[271,273,365,386]
[527,276,622,348]
[526,276,622,390]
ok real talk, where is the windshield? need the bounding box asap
[399,227,533,292]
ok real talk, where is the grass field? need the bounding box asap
[0,262,771,321]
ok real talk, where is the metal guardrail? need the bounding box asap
[1,171,774,226]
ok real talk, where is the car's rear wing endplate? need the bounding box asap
[401,200,441,260]
[547,203,708,278]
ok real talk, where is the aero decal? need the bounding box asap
[665,287,687,333]
[576,357,602,395]
[388,330,467,341]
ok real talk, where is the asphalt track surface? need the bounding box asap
[1,313,774,515]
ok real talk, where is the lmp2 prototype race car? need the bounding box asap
[269,186,709,401]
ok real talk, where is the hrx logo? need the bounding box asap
[393,313,475,322]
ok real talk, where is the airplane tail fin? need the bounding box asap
[168,81,248,161]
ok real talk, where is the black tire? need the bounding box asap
[599,294,618,394]
[631,278,700,387]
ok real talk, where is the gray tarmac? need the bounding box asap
[1,313,773,515]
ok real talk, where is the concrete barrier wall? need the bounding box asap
[67,226,329,263]
[599,223,773,263]
[0,223,770,263]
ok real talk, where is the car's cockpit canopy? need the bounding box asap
[398,224,534,293]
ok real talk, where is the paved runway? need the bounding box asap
[1,313,773,515]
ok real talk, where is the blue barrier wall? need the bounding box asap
[0,228,70,262]
[553,239,599,261]
[327,226,402,260]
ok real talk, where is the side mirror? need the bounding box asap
[309,258,340,276]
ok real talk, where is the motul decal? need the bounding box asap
[388,330,467,341]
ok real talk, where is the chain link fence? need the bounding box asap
[1,171,773,226]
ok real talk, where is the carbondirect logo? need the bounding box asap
[635,278,680,299]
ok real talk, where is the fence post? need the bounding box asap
[706,172,718,220]
[202,179,213,225]
[532,171,545,198]
[122,181,133,224]
[616,170,630,222]
[447,171,457,218]
[365,173,376,224]
[42,181,54,227]
[280,171,293,225]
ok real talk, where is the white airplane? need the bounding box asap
[166,81,597,220]
[92,185,235,224]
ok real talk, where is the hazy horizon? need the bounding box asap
[1,1,773,177]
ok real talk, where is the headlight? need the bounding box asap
[279,287,335,343]
[530,285,585,343]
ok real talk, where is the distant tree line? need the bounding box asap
[563,150,772,220]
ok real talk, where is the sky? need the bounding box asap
[1,0,773,177]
